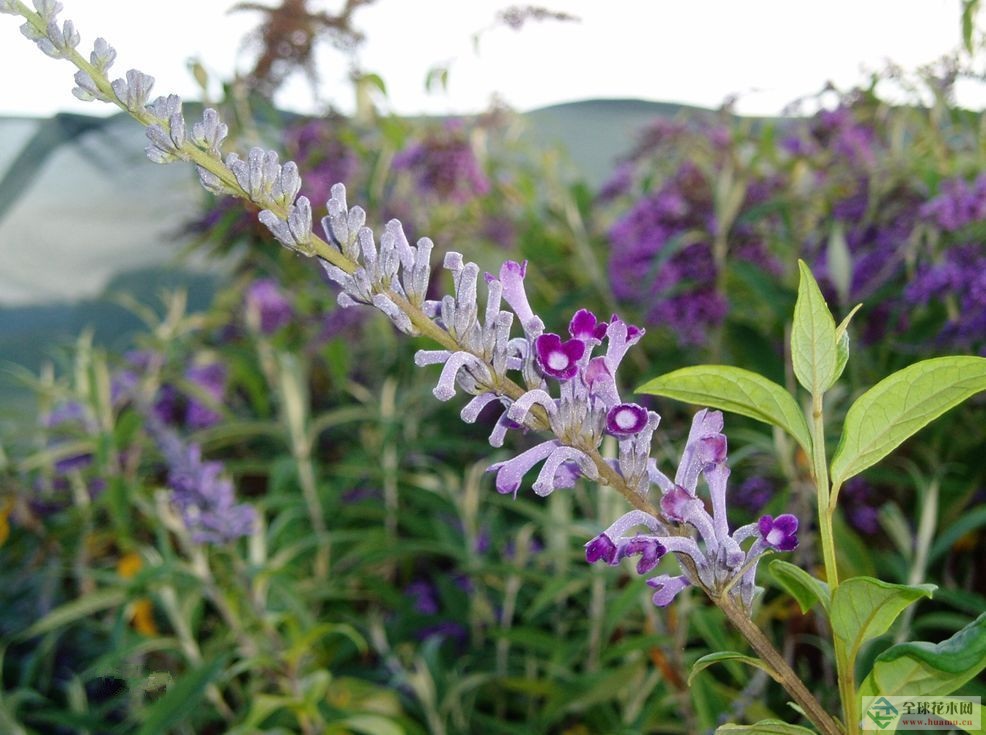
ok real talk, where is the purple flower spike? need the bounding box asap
[622,535,667,574]
[585,533,618,565]
[606,403,649,436]
[758,514,799,551]
[569,308,608,341]
[534,333,585,380]
[646,574,691,607]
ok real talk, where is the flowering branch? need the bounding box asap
[1,3,841,731]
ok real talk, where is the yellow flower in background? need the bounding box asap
[117,552,158,636]
[0,497,12,547]
[117,551,142,580]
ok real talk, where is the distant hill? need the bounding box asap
[522,98,721,186]
[0,98,719,425]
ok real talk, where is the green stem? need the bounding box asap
[719,596,843,735]
[810,392,839,588]
[810,391,858,734]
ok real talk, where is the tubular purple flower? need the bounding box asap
[675,409,725,492]
[534,333,585,381]
[531,445,597,496]
[497,260,540,336]
[487,440,559,498]
[505,388,557,425]
[647,574,691,607]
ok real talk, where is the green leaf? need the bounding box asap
[637,365,811,456]
[791,260,837,395]
[716,721,817,734]
[339,714,404,735]
[830,577,936,671]
[769,559,831,615]
[688,651,779,686]
[137,656,227,735]
[18,589,127,639]
[830,356,986,487]
[830,304,862,390]
[859,613,986,698]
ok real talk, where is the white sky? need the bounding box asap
[0,0,982,119]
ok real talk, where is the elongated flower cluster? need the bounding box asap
[3,0,800,610]
[585,409,798,609]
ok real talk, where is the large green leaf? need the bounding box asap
[859,613,986,698]
[637,365,811,455]
[716,721,817,734]
[830,577,936,671]
[830,356,986,487]
[769,559,831,615]
[688,651,778,686]
[791,260,837,395]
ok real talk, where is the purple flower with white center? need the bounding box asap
[758,514,799,551]
[534,333,585,381]
[245,278,294,334]
[606,402,648,437]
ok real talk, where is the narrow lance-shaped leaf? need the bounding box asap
[859,612,986,699]
[716,722,817,734]
[688,651,779,686]
[830,356,986,488]
[637,365,812,456]
[791,259,837,395]
[19,589,127,639]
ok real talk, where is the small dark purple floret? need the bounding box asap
[622,535,667,574]
[569,308,608,341]
[758,513,799,551]
[585,533,618,565]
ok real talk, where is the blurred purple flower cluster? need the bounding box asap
[147,417,255,544]
[285,115,361,211]
[154,360,227,430]
[393,122,490,204]
[603,98,986,354]
[607,158,780,345]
